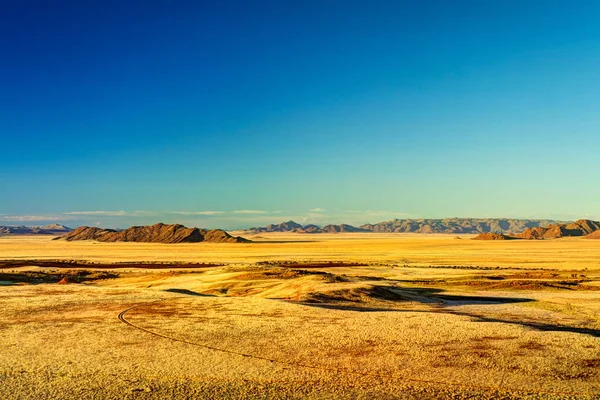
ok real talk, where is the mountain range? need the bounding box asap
[248,218,560,234]
[249,221,369,233]
[0,224,72,235]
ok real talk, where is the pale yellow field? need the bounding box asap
[1,233,600,270]
[1,234,600,399]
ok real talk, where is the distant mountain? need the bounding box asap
[359,218,560,234]
[252,221,304,233]
[0,224,72,235]
[248,221,368,233]
[321,224,370,233]
[516,219,600,239]
[296,224,322,233]
[56,223,249,243]
[247,218,562,234]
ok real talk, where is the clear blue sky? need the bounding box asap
[2,0,600,229]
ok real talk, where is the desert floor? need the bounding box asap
[1,234,599,399]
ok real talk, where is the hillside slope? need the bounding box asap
[56,223,249,243]
[517,219,600,239]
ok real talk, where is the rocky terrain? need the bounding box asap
[472,232,517,240]
[56,223,249,243]
[516,219,600,239]
[0,224,72,235]
[471,219,600,240]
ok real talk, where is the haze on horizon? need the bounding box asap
[2,1,600,229]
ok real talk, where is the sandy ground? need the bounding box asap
[1,234,599,399]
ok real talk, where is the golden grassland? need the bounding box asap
[2,233,600,269]
[1,234,600,399]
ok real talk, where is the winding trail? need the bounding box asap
[117,297,595,399]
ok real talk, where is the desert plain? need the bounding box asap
[1,233,599,399]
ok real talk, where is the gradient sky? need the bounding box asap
[2,1,600,229]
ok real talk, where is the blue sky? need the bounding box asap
[2,1,600,229]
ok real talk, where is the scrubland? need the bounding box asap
[0,234,599,399]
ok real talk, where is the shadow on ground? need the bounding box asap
[163,288,215,297]
[302,285,533,307]
[298,284,600,338]
[448,310,600,339]
[250,240,320,244]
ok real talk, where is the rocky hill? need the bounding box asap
[359,218,559,234]
[472,232,519,240]
[516,219,600,239]
[0,224,72,235]
[56,223,249,243]
[584,230,600,239]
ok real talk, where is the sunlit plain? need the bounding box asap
[1,234,599,399]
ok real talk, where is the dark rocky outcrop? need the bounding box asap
[56,223,249,243]
[58,226,114,241]
[472,232,519,240]
[517,219,600,239]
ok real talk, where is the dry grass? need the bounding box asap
[2,233,600,270]
[1,234,600,399]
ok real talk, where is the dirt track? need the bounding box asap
[110,289,600,399]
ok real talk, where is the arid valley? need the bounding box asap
[1,233,599,399]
